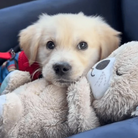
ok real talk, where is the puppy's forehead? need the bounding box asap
[39,13,104,32]
[39,14,101,47]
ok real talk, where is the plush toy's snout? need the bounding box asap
[87,58,115,99]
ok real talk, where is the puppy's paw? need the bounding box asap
[131,107,138,117]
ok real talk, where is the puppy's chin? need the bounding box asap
[48,80,73,87]
[45,77,76,87]
[53,81,71,87]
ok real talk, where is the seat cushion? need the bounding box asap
[122,0,138,42]
[68,117,138,138]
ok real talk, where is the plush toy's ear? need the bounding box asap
[99,22,121,60]
[19,24,41,65]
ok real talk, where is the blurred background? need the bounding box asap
[0,0,35,9]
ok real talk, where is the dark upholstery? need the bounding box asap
[0,0,138,137]
[121,0,138,42]
[69,117,138,138]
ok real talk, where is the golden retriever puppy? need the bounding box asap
[19,13,120,86]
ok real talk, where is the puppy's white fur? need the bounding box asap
[19,13,120,86]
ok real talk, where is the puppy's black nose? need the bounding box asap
[53,62,72,76]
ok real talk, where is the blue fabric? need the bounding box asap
[0,70,19,94]
[68,117,138,138]
[0,52,19,86]
[0,73,10,94]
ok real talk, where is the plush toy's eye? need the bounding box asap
[116,69,122,76]
[46,41,55,50]
[77,41,88,50]
[96,60,110,70]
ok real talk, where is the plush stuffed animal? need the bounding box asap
[0,74,99,137]
[1,41,138,138]
[87,41,138,124]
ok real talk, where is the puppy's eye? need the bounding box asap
[77,41,88,50]
[46,41,55,50]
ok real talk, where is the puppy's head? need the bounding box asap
[19,13,120,87]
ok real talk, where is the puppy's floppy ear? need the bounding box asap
[99,21,121,59]
[19,24,41,65]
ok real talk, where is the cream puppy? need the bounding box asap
[19,13,120,86]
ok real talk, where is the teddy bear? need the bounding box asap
[0,73,99,137]
[87,41,138,125]
[1,41,138,138]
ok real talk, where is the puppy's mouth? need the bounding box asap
[55,76,82,86]
[56,79,74,84]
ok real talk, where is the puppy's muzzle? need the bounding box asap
[53,62,72,76]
